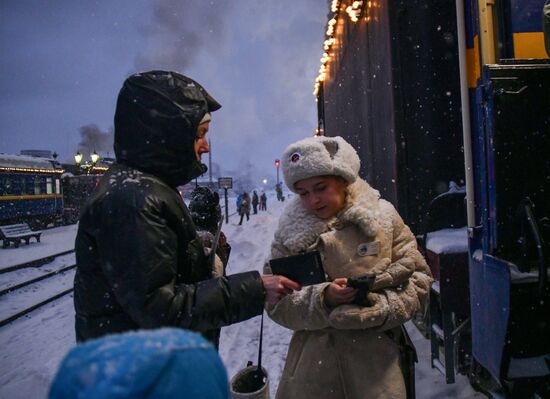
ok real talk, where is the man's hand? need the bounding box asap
[324,278,357,308]
[261,275,301,305]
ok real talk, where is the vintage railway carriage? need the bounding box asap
[61,174,102,224]
[0,154,64,228]
[316,0,549,396]
[464,0,550,396]
[317,0,466,233]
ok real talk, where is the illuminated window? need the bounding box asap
[34,177,42,195]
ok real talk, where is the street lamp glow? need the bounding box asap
[90,151,100,164]
[262,179,268,184]
[74,152,83,165]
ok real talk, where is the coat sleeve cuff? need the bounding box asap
[226,271,265,323]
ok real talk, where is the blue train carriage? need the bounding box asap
[314,0,549,395]
[0,154,64,229]
[460,0,550,395]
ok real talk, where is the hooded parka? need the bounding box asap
[265,178,433,399]
[74,71,265,344]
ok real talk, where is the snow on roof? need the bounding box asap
[0,153,60,171]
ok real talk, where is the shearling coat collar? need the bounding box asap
[273,178,382,254]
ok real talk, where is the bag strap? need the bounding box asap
[257,311,264,371]
[209,217,224,269]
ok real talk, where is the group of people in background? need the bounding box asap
[236,190,267,225]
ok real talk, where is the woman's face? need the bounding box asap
[294,176,349,219]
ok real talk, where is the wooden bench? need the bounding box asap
[0,223,42,248]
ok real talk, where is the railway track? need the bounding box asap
[0,249,75,274]
[0,251,76,328]
[0,264,76,297]
[0,212,240,328]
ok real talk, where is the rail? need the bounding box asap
[0,288,73,328]
[0,249,75,274]
[0,264,76,296]
[0,211,239,328]
[0,251,76,327]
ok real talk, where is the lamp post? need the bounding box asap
[75,151,100,174]
[275,159,280,186]
[90,151,100,174]
[74,152,83,166]
[74,152,83,174]
[90,151,100,165]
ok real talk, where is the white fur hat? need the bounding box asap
[281,135,361,192]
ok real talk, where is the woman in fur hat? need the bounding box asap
[265,136,433,399]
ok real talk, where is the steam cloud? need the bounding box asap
[77,124,114,158]
[134,0,232,72]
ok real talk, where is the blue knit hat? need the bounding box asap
[49,328,228,399]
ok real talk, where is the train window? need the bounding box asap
[34,176,43,195]
[0,177,13,195]
[55,178,61,194]
[46,178,53,194]
[20,177,28,195]
[10,175,22,196]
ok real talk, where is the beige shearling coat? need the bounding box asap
[265,178,432,399]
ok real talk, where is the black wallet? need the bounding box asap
[269,251,326,286]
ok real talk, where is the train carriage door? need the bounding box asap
[481,59,550,391]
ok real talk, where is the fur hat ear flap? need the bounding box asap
[322,140,338,159]
[281,136,361,193]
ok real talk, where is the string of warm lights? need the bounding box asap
[0,166,64,174]
[313,1,368,96]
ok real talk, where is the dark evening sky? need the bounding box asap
[0,1,327,182]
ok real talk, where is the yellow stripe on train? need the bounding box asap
[467,35,481,88]
[0,194,63,201]
[513,32,548,59]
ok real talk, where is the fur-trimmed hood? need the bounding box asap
[272,178,382,255]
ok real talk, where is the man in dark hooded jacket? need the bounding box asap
[73,71,299,344]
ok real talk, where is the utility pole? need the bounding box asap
[275,159,280,185]
[208,138,212,186]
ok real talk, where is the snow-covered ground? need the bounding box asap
[0,224,78,271]
[0,192,482,398]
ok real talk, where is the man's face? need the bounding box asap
[194,122,210,160]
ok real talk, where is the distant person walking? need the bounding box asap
[276,183,284,201]
[252,190,259,214]
[260,191,267,211]
[238,192,251,225]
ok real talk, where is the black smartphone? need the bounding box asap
[269,251,326,286]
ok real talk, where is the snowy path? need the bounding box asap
[218,198,293,398]
[0,295,74,399]
[0,268,74,323]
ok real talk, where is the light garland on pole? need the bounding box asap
[313,1,368,96]
[346,1,363,22]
